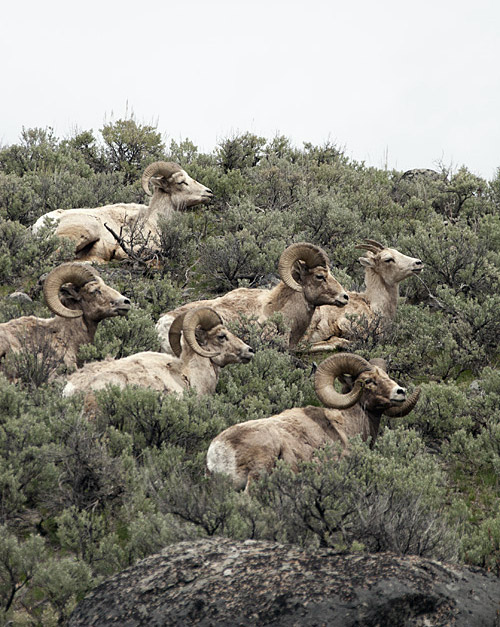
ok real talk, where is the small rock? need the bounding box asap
[8,291,32,304]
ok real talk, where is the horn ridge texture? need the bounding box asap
[278,242,329,292]
[182,307,223,358]
[315,352,371,409]
[43,262,98,319]
[141,161,183,196]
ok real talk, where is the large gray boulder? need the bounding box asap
[69,538,500,626]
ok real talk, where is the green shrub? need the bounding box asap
[0,218,75,285]
[396,381,475,442]
[78,307,161,363]
[94,387,229,456]
[196,201,289,290]
[156,430,457,561]
[461,514,500,576]
[0,527,47,616]
[0,126,498,621]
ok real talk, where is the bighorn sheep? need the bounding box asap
[0,263,130,371]
[207,353,420,490]
[156,243,349,354]
[32,162,213,263]
[303,240,423,351]
[62,307,254,399]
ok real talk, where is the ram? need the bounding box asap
[207,352,420,490]
[62,307,254,399]
[0,263,130,371]
[156,242,349,354]
[32,162,213,263]
[303,239,423,351]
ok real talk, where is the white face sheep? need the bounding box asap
[206,352,420,490]
[0,263,130,372]
[62,307,254,400]
[303,239,423,351]
[31,162,213,263]
[156,242,349,354]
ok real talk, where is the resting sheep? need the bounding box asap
[0,263,130,371]
[207,352,420,490]
[156,242,349,354]
[62,307,254,399]
[303,240,423,351]
[32,162,213,263]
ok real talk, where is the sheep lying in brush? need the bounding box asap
[32,162,213,263]
[156,242,349,354]
[62,307,254,400]
[0,263,130,372]
[207,352,420,490]
[303,240,423,351]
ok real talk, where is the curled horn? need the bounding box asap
[182,307,224,358]
[278,242,330,292]
[356,239,385,254]
[315,353,372,409]
[384,387,421,417]
[43,263,99,318]
[168,311,189,358]
[141,161,183,196]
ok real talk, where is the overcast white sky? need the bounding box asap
[2,0,499,179]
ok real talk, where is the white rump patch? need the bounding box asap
[155,314,177,354]
[206,440,239,483]
[62,382,76,397]
[32,210,63,233]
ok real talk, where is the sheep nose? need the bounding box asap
[396,387,406,396]
[115,297,131,308]
[414,260,423,267]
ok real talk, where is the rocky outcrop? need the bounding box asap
[400,168,442,182]
[69,538,500,626]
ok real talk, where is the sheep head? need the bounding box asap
[356,239,423,285]
[278,242,349,307]
[315,352,420,415]
[43,263,131,321]
[169,307,255,366]
[142,161,213,209]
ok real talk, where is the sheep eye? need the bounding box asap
[315,274,326,281]
[179,180,189,186]
[218,334,227,341]
[384,258,395,263]
[365,378,373,384]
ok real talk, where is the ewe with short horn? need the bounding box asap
[303,240,424,351]
[156,242,348,354]
[206,352,420,490]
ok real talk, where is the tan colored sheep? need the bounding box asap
[32,162,213,263]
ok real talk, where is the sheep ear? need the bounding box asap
[148,176,162,188]
[151,175,176,191]
[60,285,81,301]
[291,260,307,284]
[339,374,354,390]
[195,327,208,346]
[159,176,178,192]
[359,256,375,268]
